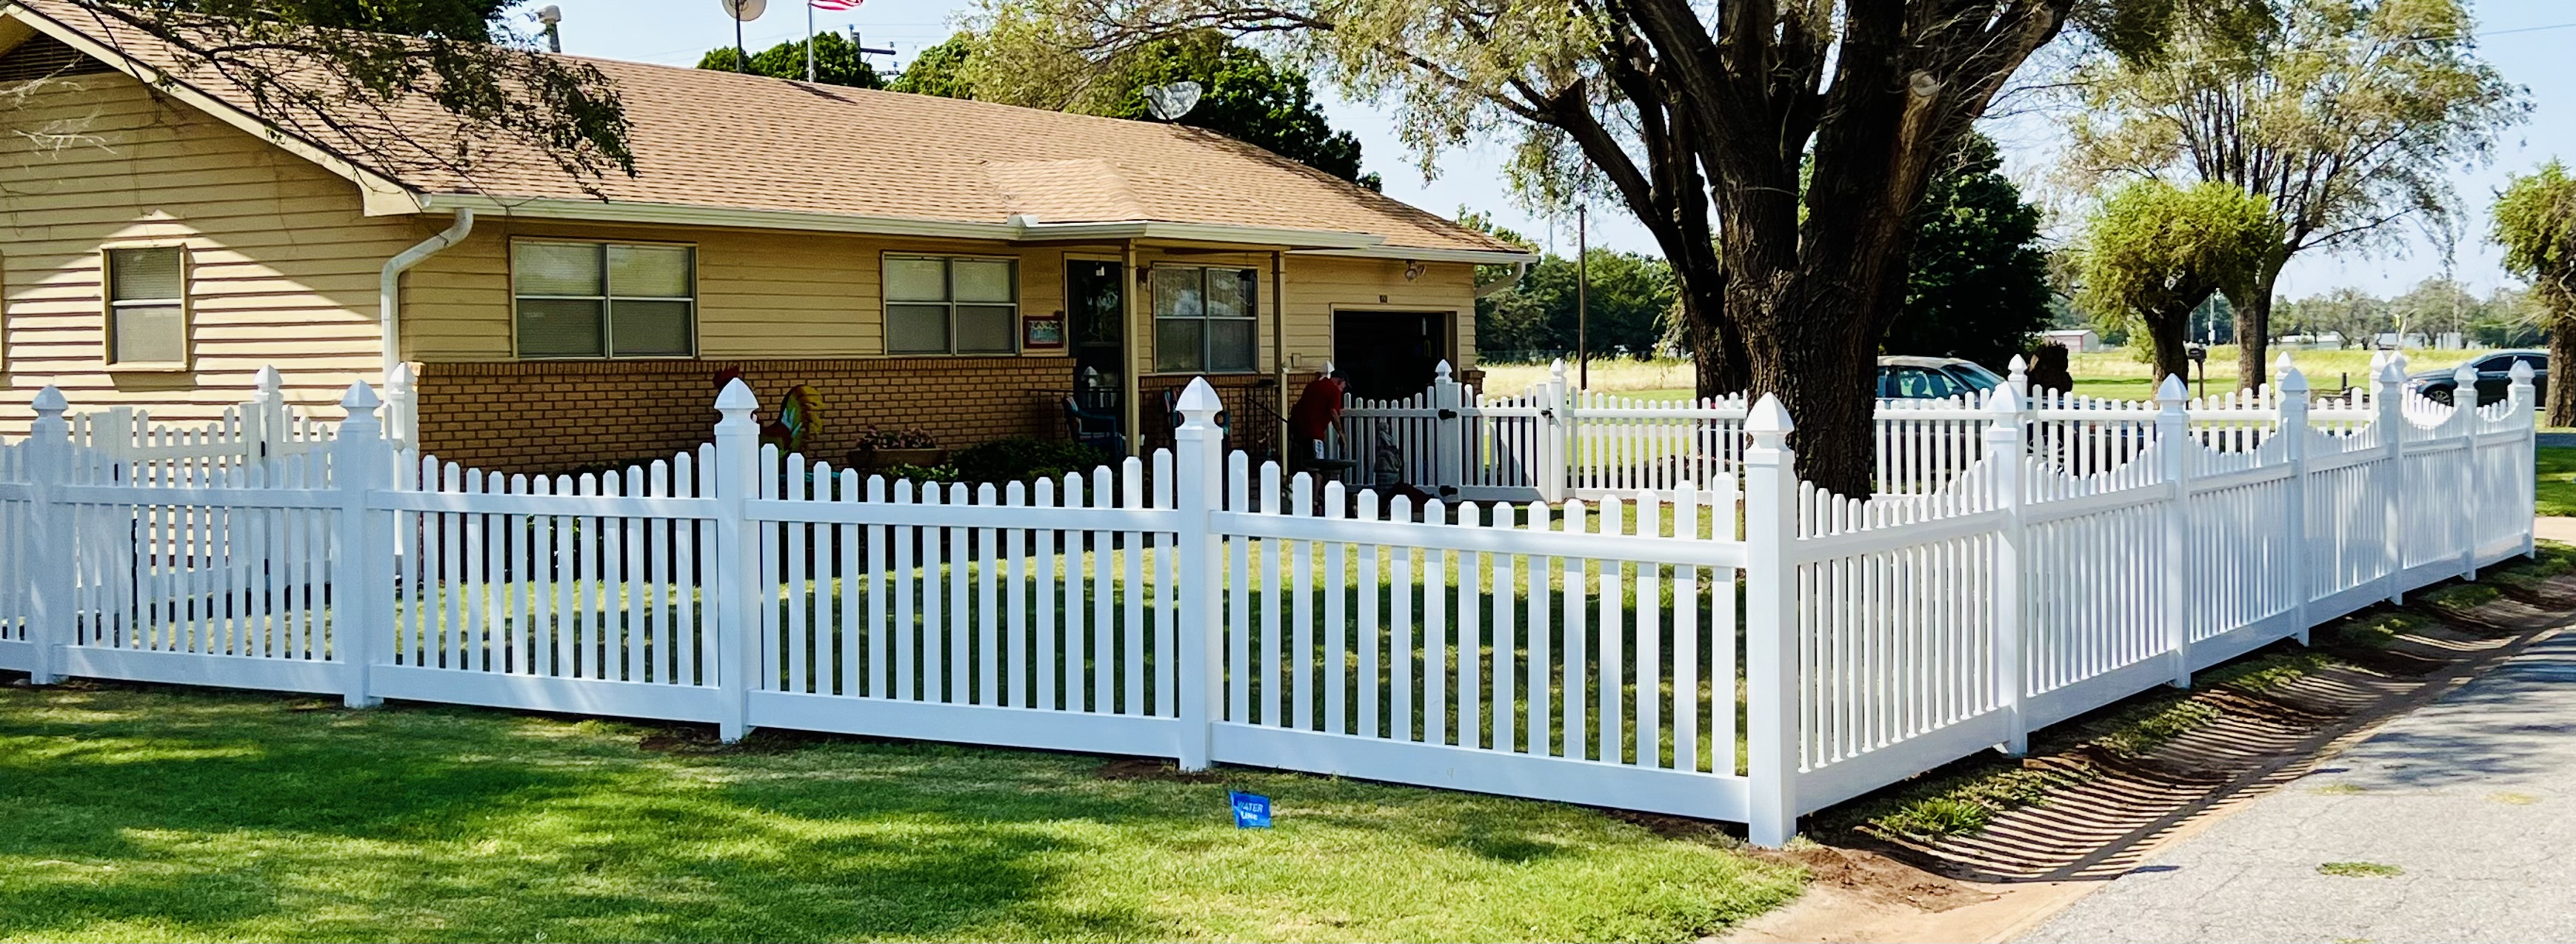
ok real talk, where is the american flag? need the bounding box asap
[811,0,864,9]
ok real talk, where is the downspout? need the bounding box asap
[380,209,475,446]
[381,209,475,380]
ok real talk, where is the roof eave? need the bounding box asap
[1297,245,1539,265]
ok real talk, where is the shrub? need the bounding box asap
[948,438,1111,486]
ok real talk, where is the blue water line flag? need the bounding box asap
[1229,791,1272,828]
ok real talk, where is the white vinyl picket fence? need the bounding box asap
[1336,353,2445,502]
[0,356,2537,846]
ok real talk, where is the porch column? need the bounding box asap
[1272,249,1289,452]
[1122,240,1144,457]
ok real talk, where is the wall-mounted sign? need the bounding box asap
[1024,312,1067,349]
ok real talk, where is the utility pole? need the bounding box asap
[1576,204,1589,390]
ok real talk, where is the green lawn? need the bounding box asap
[0,683,1801,943]
[2537,446,2576,518]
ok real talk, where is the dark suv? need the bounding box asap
[2409,350,2546,406]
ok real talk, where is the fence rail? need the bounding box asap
[0,356,2537,846]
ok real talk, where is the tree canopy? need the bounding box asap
[58,0,633,192]
[1475,250,1679,361]
[2062,0,2524,390]
[698,31,885,89]
[2073,179,2283,381]
[1886,135,2055,372]
[2491,161,2576,424]
[967,0,2212,495]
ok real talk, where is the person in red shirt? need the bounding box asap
[1288,367,1347,461]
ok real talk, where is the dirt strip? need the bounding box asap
[1722,550,2576,944]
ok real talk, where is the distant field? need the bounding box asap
[1477,347,2497,405]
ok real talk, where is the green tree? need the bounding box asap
[1886,135,2053,372]
[967,0,2196,495]
[2073,180,2283,381]
[2469,287,2544,349]
[1473,250,1678,361]
[2389,277,2477,344]
[698,31,884,89]
[2065,0,2525,391]
[887,33,977,98]
[65,0,632,191]
[2490,160,2576,424]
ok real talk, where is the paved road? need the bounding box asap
[2020,631,2576,944]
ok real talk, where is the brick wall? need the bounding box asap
[413,358,1080,472]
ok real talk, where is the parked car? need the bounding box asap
[2409,350,2547,406]
[1878,355,2006,400]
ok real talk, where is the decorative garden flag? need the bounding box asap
[1229,791,1272,828]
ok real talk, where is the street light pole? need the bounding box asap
[1576,204,1589,391]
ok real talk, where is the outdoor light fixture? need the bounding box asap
[1404,260,1426,281]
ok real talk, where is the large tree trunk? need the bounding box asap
[2228,255,2286,392]
[2549,312,2576,426]
[2146,306,2194,388]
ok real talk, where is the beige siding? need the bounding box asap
[0,71,418,434]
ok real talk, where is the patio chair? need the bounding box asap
[1062,396,1124,455]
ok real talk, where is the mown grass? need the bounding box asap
[2535,446,2576,518]
[0,681,1803,943]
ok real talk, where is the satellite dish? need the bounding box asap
[1144,81,1202,121]
[720,0,766,21]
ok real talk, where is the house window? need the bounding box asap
[513,241,695,358]
[1152,266,1257,373]
[104,246,187,366]
[884,255,1018,355]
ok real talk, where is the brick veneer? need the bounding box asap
[413,358,1083,472]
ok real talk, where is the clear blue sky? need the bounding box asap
[541,0,2576,300]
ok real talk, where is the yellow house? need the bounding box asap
[0,0,1529,471]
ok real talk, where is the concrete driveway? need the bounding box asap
[2018,630,2576,943]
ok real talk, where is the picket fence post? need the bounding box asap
[2512,359,2538,558]
[2377,361,2407,603]
[713,379,761,742]
[2278,359,2314,645]
[1983,384,2028,754]
[1742,393,1800,848]
[2006,354,2029,400]
[2449,364,2483,582]
[386,362,418,452]
[1541,359,1570,503]
[334,383,388,708]
[247,365,284,471]
[1172,378,1227,771]
[1431,361,1464,499]
[22,387,73,686]
[2157,375,2193,687]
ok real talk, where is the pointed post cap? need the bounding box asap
[2511,358,2537,383]
[1434,360,1453,380]
[1985,381,2024,414]
[2280,364,2310,395]
[2452,364,2479,388]
[30,385,67,418]
[340,381,381,415]
[715,377,758,415]
[2376,360,2408,385]
[1175,376,1224,429]
[1746,392,1794,443]
[2156,374,2189,404]
[2274,350,2295,372]
[388,362,416,388]
[254,365,282,394]
[2369,349,2389,372]
[2008,353,2027,375]
[1319,360,1335,377]
[1549,358,1567,377]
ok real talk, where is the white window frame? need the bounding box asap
[881,253,1021,356]
[1152,264,1261,375]
[100,242,191,371]
[509,238,700,360]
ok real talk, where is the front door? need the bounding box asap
[1334,310,1448,400]
[1066,259,1124,412]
